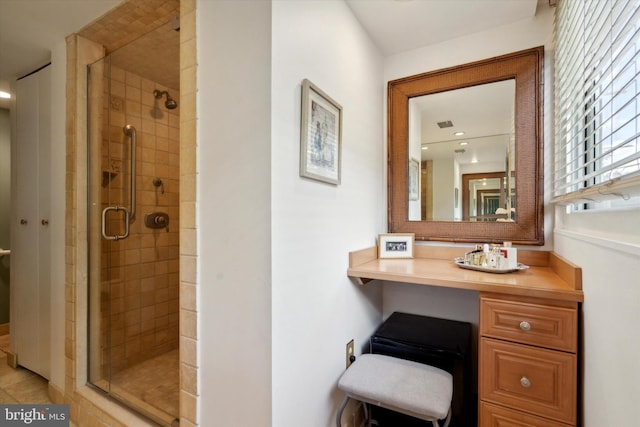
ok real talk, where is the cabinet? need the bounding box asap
[479,294,578,426]
[10,65,52,379]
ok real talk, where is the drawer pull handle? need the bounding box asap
[520,376,532,388]
[519,321,531,331]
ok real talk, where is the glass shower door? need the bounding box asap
[87,46,180,426]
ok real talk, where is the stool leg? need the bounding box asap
[336,395,349,427]
[442,407,452,427]
[364,403,379,427]
[363,403,369,427]
[431,407,452,427]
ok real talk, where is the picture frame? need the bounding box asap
[300,79,342,185]
[409,158,420,201]
[378,233,415,259]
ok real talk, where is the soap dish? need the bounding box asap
[454,258,529,274]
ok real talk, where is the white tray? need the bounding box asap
[454,258,529,274]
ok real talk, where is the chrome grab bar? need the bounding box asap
[123,124,136,219]
[101,125,136,241]
[101,206,130,240]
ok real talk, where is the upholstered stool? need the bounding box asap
[336,354,453,427]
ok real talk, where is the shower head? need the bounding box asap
[153,89,178,110]
[165,96,177,110]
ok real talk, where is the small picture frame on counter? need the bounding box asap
[378,233,415,259]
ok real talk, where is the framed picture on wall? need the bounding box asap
[378,233,415,259]
[409,158,420,201]
[300,79,342,185]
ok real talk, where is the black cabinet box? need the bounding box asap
[369,312,475,427]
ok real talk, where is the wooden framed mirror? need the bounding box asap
[388,47,544,244]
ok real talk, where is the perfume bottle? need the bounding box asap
[500,241,518,269]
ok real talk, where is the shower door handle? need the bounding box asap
[101,206,130,241]
[102,125,135,241]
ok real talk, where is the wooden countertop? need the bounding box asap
[348,246,583,302]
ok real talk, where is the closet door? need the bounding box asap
[12,66,51,379]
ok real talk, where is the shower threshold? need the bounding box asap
[92,379,177,426]
[91,349,179,426]
[110,384,177,427]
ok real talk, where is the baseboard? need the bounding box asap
[48,383,65,404]
[6,351,17,368]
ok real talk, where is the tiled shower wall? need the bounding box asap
[101,64,180,373]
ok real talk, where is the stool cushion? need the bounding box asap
[338,354,453,421]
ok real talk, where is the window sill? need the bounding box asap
[551,175,640,206]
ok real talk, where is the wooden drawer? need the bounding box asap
[480,401,571,427]
[480,295,577,352]
[480,338,576,424]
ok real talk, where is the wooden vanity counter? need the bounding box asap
[348,246,583,302]
[349,245,583,426]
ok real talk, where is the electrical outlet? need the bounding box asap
[346,339,355,368]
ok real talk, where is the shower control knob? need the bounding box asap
[20,219,27,225]
[144,212,170,230]
[42,219,49,226]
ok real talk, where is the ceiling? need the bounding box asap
[105,19,180,91]
[0,0,123,108]
[0,0,541,110]
[76,0,180,91]
[345,0,539,56]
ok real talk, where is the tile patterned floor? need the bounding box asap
[0,335,52,405]
[0,334,177,425]
[0,335,76,426]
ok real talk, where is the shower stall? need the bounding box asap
[86,20,180,426]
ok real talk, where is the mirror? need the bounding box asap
[408,80,515,221]
[388,47,544,245]
[462,172,515,221]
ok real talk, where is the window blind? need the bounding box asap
[554,0,640,204]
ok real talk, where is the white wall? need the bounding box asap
[271,1,384,426]
[554,212,640,426]
[197,1,273,425]
[197,2,384,425]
